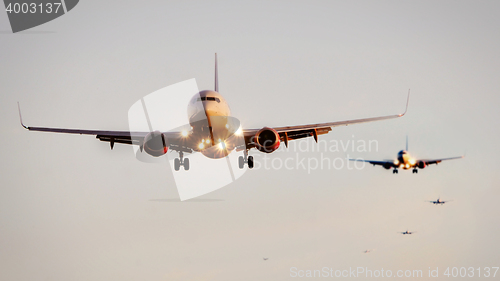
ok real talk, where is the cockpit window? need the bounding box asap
[197,97,220,103]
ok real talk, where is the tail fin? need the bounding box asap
[406,135,408,151]
[214,53,219,92]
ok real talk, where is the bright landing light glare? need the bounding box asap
[235,126,243,136]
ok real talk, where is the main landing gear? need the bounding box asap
[174,151,190,171]
[238,150,254,169]
[412,168,418,174]
[393,169,398,174]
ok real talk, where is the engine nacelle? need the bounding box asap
[417,161,427,169]
[254,127,280,153]
[383,163,392,170]
[143,131,168,157]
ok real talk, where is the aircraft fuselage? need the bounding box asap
[186,90,240,158]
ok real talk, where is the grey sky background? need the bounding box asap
[1,0,499,280]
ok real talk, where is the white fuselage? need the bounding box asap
[394,150,416,169]
[186,90,241,158]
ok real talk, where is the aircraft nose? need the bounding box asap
[204,102,223,116]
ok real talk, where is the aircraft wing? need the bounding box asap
[417,156,464,166]
[243,91,409,148]
[348,159,396,168]
[18,103,192,151]
[20,124,194,151]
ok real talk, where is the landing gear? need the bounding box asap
[248,156,254,169]
[412,168,418,174]
[393,169,398,174]
[238,150,254,169]
[174,151,189,171]
[238,155,244,169]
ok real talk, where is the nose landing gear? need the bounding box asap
[174,151,190,171]
[238,150,254,169]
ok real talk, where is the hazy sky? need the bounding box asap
[1,1,499,280]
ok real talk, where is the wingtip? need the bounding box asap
[400,89,410,116]
[17,102,28,129]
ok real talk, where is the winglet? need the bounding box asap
[17,102,28,129]
[214,53,219,92]
[398,89,410,117]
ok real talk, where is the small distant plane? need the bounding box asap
[400,229,416,235]
[363,249,374,254]
[263,258,268,261]
[428,197,452,205]
[350,136,463,174]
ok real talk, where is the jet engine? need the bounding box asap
[143,130,168,157]
[383,163,392,170]
[254,127,280,153]
[417,161,427,169]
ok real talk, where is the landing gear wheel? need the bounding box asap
[248,156,254,169]
[393,169,398,174]
[412,169,418,174]
[174,158,180,171]
[184,158,190,171]
[238,156,244,169]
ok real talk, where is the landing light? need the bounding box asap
[181,130,188,137]
[394,160,399,165]
[218,141,226,150]
[198,143,204,149]
[206,139,211,144]
[409,159,416,165]
[405,164,410,168]
[235,126,243,136]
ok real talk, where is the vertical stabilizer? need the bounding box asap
[214,53,219,92]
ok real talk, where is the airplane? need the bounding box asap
[428,197,452,205]
[350,136,463,174]
[18,54,409,171]
[400,229,415,235]
[363,249,374,254]
[263,258,269,261]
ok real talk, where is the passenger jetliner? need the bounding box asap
[428,197,452,205]
[350,137,463,174]
[19,54,409,171]
[400,229,415,235]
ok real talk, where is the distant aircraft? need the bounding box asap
[19,54,409,171]
[400,229,416,235]
[363,249,374,254]
[350,136,463,174]
[263,258,269,261]
[428,197,452,205]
